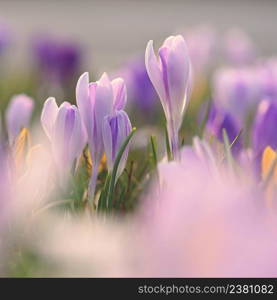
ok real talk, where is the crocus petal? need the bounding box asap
[5,94,34,144]
[53,102,72,166]
[167,36,191,130]
[76,72,92,136]
[112,78,127,111]
[69,105,87,163]
[162,35,175,48]
[145,40,166,105]
[95,73,113,123]
[41,97,58,139]
[102,110,132,178]
[93,73,113,161]
[115,111,132,178]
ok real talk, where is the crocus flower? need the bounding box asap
[0,23,11,55]
[5,94,34,145]
[122,57,158,113]
[252,99,277,175]
[138,158,276,277]
[102,110,132,179]
[41,97,87,179]
[76,72,127,198]
[204,103,242,154]
[32,35,81,84]
[213,67,261,121]
[145,35,191,159]
[257,58,277,100]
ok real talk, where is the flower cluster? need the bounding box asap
[1,28,277,278]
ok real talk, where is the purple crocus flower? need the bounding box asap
[76,72,127,198]
[205,103,242,154]
[103,110,132,179]
[5,94,34,145]
[145,35,191,159]
[213,67,261,121]
[252,100,277,169]
[0,24,11,55]
[41,97,87,179]
[33,35,81,84]
[257,58,277,100]
[123,57,158,113]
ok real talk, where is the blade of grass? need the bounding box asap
[229,129,243,150]
[97,174,110,211]
[150,135,158,167]
[198,99,212,137]
[222,128,235,171]
[106,128,137,210]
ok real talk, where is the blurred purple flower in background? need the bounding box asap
[205,103,242,154]
[252,99,277,165]
[257,58,277,100]
[145,35,191,159]
[103,110,132,179]
[223,28,256,66]
[213,67,261,121]
[0,23,11,55]
[121,57,158,113]
[5,94,34,145]
[41,97,87,180]
[32,35,82,84]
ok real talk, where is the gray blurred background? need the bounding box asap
[1,0,277,74]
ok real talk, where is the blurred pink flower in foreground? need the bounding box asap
[136,154,277,277]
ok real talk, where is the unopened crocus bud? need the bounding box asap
[41,97,87,179]
[76,72,127,197]
[5,94,34,145]
[145,35,191,159]
[103,110,132,179]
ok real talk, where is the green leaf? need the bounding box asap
[164,125,172,161]
[98,174,110,211]
[150,135,158,167]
